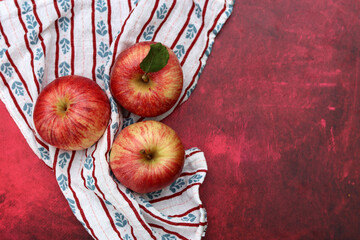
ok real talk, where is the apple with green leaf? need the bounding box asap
[33,75,111,150]
[110,42,183,117]
[109,120,185,193]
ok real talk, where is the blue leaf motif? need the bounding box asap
[174,45,185,59]
[125,188,135,200]
[195,3,202,18]
[181,213,196,222]
[84,156,93,170]
[205,42,213,57]
[169,178,185,193]
[143,25,155,41]
[67,198,76,214]
[115,213,127,227]
[59,152,70,168]
[57,174,68,191]
[146,190,162,200]
[96,0,107,12]
[186,24,197,39]
[29,30,38,45]
[186,83,197,98]
[122,118,134,129]
[225,2,234,18]
[1,62,13,77]
[104,200,112,205]
[59,17,70,32]
[96,21,108,36]
[98,42,112,58]
[26,15,37,30]
[22,2,32,14]
[23,103,33,116]
[156,3,168,19]
[37,67,44,84]
[58,0,70,12]
[189,174,203,184]
[11,81,24,96]
[0,48,6,58]
[86,176,95,190]
[139,196,151,208]
[109,97,118,113]
[96,65,109,89]
[162,234,177,240]
[39,147,50,161]
[212,23,223,35]
[59,61,70,76]
[34,48,43,60]
[60,38,70,54]
[111,122,119,133]
[124,234,132,240]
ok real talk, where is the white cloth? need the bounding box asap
[0,0,234,239]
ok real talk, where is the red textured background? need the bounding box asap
[1,0,360,239]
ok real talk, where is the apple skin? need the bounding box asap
[109,120,185,194]
[33,75,111,151]
[110,41,183,117]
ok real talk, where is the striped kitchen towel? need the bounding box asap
[0,0,233,239]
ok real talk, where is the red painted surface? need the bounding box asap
[1,0,360,239]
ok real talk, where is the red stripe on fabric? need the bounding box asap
[31,0,46,57]
[110,7,136,72]
[0,22,33,101]
[185,150,202,158]
[66,151,100,240]
[35,135,49,151]
[153,0,177,41]
[54,0,61,78]
[81,165,123,240]
[0,73,33,130]
[177,1,227,105]
[91,0,96,81]
[107,0,112,44]
[179,169,207,177]
[135,0,160,43]
[3,51,33,101]
[180,0,210,66]
[91,143,109,200]
[170,1,195,49]
[115,184,157,239]
[149,183,201,204]
[149,223,189,240]
[14,1,40,94]
[97,196,124,240]
[81,168,87,188]
[70,0,75,74]
[130,224,137,240]
[140,205,206,227]
[127,0,131,12]
[53,148,60,170]
[167,205,203,218]
[104,121,112,161]
[0,21,10,46]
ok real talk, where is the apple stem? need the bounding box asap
[141,73,149,83]
[140,149,153,160]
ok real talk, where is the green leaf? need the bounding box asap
[140,43,169,73]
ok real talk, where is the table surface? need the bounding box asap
[1,1,360,239]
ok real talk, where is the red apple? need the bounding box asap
[109,120,185,193]
[33,75,111,150]
[110,41,183,117]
